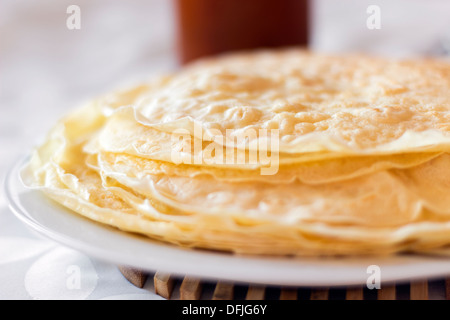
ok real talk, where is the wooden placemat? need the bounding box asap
[118,266,450,300]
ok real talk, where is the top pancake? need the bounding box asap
[131,49,450,154]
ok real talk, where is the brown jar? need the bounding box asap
[174,0,310,64]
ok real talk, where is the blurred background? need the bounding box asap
[1,0,449,177]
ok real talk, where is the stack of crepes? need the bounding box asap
[21,49,450,256]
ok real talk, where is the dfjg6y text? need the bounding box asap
[182,304,267,317]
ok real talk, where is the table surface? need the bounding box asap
[1,0,450,300]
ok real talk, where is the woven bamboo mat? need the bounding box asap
[118,266,450,300]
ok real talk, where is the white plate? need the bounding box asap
[5,157,450,287]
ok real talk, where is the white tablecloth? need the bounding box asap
[1,0,449,300]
